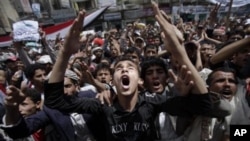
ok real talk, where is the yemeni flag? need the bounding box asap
[0,6,109,47]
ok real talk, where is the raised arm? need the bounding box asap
[13,42,33,66]
[39,29,57,63]
[4,86,25,125]
[48,10,85,83]
[203,31,222,45]
[210,37,250,65]
[44,10,105,114]
[152,2,207,94]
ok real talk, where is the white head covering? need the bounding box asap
[65,69,79,82]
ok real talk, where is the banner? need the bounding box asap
[206,0,250,7]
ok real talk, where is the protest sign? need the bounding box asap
[13,20,40,42]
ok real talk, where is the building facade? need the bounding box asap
[0,0,98,36]
[1,0,250,36]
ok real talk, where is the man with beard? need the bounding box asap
[205,67,250,141]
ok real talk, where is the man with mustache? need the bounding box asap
[207,67,238,101]
[205,67,250,141]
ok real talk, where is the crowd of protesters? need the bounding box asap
[0,1,249,141]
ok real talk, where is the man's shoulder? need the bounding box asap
[139,91,166,104]
[44,80,64,88]
[78,90,97,98]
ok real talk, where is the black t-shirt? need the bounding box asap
[44,81,212,141]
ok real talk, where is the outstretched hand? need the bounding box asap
[152,1,184,54]
[152,1,207,94]
[209,3,221,19]
[96,90,115,106]
[208,3,221,26]
[4,85,25,107]
[63,10,86,55]
[168,65,194,96]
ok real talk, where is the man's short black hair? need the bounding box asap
[94,62,112,78]
[124,47,141,59]
[140,57,168,80]
[22,87,41,103]
[101,57,111,65]
[113,56,140,74]
[206,67,238,86]
[200,40,215,47]
[24,63,46,80]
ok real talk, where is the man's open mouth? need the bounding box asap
[122,76,130,85]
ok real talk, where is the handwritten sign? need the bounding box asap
[13,20,40,42]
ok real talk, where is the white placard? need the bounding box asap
[13,20,40,42]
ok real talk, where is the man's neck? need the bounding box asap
[117,92,138,112]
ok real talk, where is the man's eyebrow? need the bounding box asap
[64,84,72,86]
[114,63,123,68]
[145,69,153,73]
[127,62,136,67]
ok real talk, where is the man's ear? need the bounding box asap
[138,78,144,86]
[36,101,42,110]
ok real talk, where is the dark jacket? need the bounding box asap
[1,90,106,141]
[44,81,213,141]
